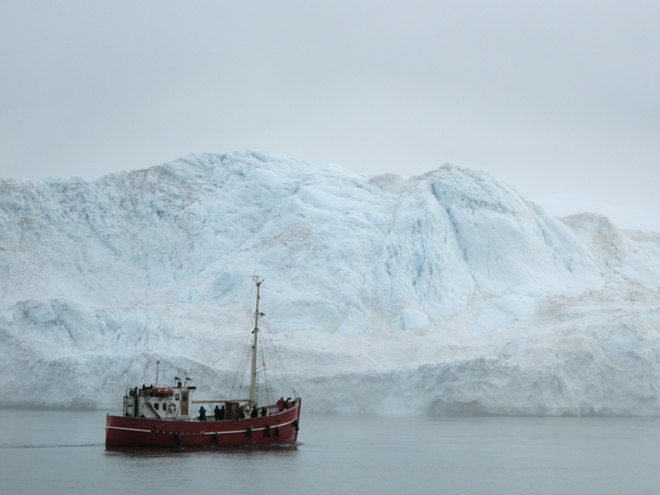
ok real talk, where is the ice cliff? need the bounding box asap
[2,151,660,415]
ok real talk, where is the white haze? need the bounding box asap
[2,1,660,223]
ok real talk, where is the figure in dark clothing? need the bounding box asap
[261,406,267,417]
[251,406,258,418]
[199,406,207,422]
[277,397,285,412]
[239,406,246,419]
[214,405,221,421]
[220,406,225,420]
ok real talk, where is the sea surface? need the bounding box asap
[1,409,659,495]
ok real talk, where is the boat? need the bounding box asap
[105,278,301,448]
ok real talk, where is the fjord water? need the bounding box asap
[2,410,659,495]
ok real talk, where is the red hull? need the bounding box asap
[106,401,301,448]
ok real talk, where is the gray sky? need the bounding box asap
[2,1,659,229]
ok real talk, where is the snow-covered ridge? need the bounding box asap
[2,151,660,415]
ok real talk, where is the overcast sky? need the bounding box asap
[2,1,659,229]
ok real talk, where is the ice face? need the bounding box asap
[1,151,660,415]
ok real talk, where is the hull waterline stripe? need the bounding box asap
[106,418,297,436]
[105,426,152,433]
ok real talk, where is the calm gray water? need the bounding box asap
[1,409,659,495]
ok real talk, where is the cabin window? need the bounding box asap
[175,393,180,400]
[154,403,159,410]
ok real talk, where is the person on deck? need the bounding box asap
[214,405,221,421]
[277,397,285,412]
[261,406,267,417]
[199,406,207,422]
[251,406,258,418]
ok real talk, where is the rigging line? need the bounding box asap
[260,331,286,381]
[196,309,254,388]
[263,344,298,400]
[137,323,152,384]
[229,336,249,398]
[230,330,253,399]
[235,345,250,398]
[254,332,266,405]
[262,338,296,395]
[229,337,250,399]
[195,333,254,387]
[263,367,271,407]
[259,334,272,407]
[262,324,299,397]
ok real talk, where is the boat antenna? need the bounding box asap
[250,276,264,406]
[154,360,160,387]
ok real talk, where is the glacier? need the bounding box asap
[2,151,660,415]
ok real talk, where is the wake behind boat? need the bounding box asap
[105,278,301,448]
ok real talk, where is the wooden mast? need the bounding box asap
[250,277,263,406]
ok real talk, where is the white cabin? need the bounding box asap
[123,382,195,420]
